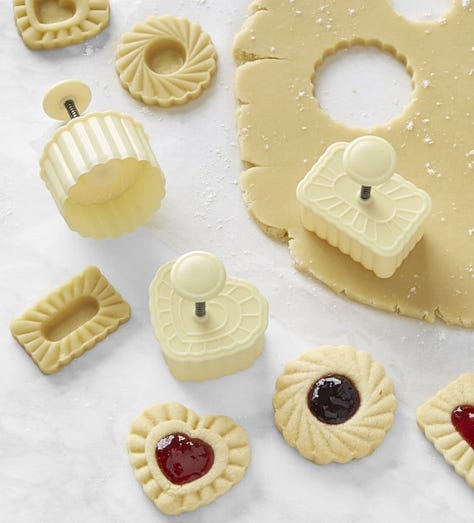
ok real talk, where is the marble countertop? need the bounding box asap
[1,1,472,522]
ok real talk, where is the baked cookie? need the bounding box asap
[127,402,251,515]
[273,345,396,464]
[116,15,217,107]
[417,373,474,488]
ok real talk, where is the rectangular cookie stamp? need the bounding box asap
[296,137,432,278]
[10,266,130,374]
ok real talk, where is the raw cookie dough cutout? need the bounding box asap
[127,402,250,515]
[234,0,474,326]
[417,373,474,488]
[13,0,110,50]
[10,266,130,374]
[273,345,396,464]
[116,15,217,107]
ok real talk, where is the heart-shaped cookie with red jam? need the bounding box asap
[451,405,474,450]
[127,403,250,515]
[417,373,474,488]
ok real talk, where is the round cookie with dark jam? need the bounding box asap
[307,374,360,425]
[273,345,396,464]
[127,403,250,515]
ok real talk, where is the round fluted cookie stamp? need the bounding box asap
[273,345,396,464]
[116,15,217,107]
[127,402,251,515]
[40,80,166,238]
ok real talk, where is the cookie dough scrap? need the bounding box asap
[13,0,110,50]
[273,345,396,464]
[127,402,251,515]
[10,266,130,374]
[116,16,217,107]
[417,374,474,488]
[234,0,474,327]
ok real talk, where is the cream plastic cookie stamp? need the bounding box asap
[116,15,217,107]
[13,0,110,50]
[417,374,474,488]
[273,345,396,464]
[297,136,432,278]
[234,0,474,326]
[40,80,165,238]
[127,402,251,515]
[10,266,130,374]
[149,251,268,381]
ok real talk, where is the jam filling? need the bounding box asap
[307,374,360,425]
[155,432,214,485]
[451,405,474,449]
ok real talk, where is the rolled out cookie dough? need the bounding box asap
[234,0,474,327]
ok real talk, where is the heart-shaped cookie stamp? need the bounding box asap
[452,405,474,449]
[149,254,268,381]
[127,403,250,515]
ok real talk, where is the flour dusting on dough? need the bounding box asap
[234,0,474,327]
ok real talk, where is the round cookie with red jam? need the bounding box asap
[273,345,396,464]
[417,373,474,488]
[127,402,250,515]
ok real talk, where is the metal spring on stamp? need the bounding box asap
[64,99,80,119]
[195,302,206,317]
[360,185,372,200]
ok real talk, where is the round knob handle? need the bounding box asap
[170,251,226,303]
[43,80,92,121]
[343,135,397,187]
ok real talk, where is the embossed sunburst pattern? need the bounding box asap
[127,402,251,515]
[273,345,396,464]
[417,373,474,488]
[116,15,217,106]
[13,0,110,50]
[10,266,130,374]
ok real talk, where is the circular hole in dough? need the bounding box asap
[314,44,413,129]
[145,39,187,75]
[388,0,454,21]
